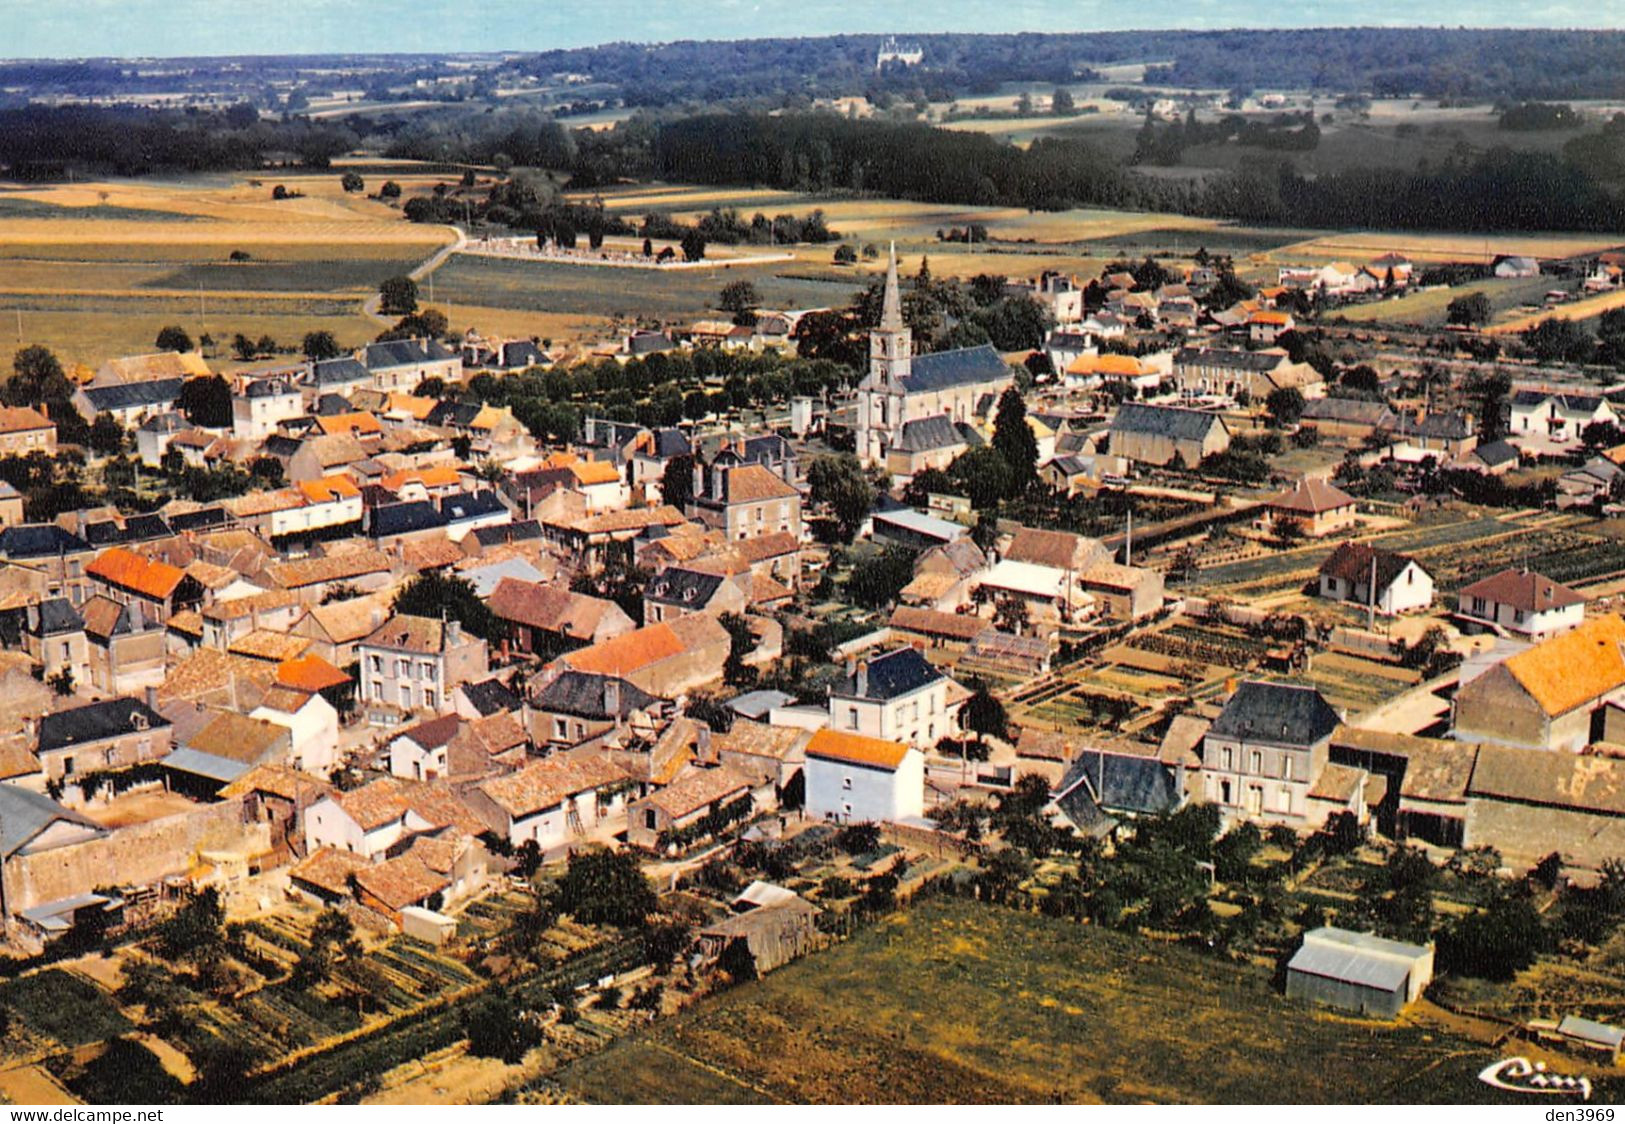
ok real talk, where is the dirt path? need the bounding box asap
[363,225,467,325]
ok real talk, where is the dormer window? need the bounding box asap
[132,712,148,732]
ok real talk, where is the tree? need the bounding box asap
[178,374,233,428]
[660,453,695,511]
[1266,386,1305,425]
[379,180,402,199]
[302,330,342,360]
[991,387,1038,497]
[847,546,914,609]
[379,275,419,316]
[1449,289,1495,324]
[88,414,126,456]
[464,995,542,1063]
[551,848,656,928]
[806,453,874,542]
[154,325,193,353]
[340,171,364,193]
[680,228,707,262]
[992,595,1029,635]
[392,571,497,641]
[232,333,258,362]
[834,244,858,264]
[1052,86,1076,114]
[413,376,447,398]
[719,612,758,689]
[1436,895,1546,980]
[948,446,1015,510]
[7,345,72,407]
[962,684,1010,749]
[719,279,760,324]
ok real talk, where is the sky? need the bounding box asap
[3,0,1621,59]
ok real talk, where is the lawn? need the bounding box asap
[556,898,1531,1104]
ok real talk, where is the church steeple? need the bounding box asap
[880,241,903,331]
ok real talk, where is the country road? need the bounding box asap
[363,224,466,324]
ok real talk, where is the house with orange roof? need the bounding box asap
[1248,309,1296,345]
[380,465,465,502]
[557,613,730,698]
[1453,614,1625,752]
[804,728,923,823]
[85,547,204,624]
[314,411,383,441]
[1063,351,1163,392]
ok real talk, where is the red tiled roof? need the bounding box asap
[87,547,187,601]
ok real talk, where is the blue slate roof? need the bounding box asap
[471,520,542,547]
[81,378,185,412]
[1210,681,1339,748]
[38,697,170,754]
[167,506,232,532]
[0,524,90,560]
[892,415,966,454]
[367,500,446,537]
[364,338,457,369]
[899,343,1010,394]
[458,677,524,717]
[1111,402,1225,442]
[646,567,728,608]
[244,377,297,398]
[535,670,659,719]
[28,598,82,637]
[832,646,945,701]
[311,358,369,386]
[1054,749,1184,834]
[440,490,507,524]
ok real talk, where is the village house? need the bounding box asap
[0,406,56,457]
[828,646,961,750]
[35,695,172,784]
[530,670,661,749]
[643,566,750,624]
[1463,745,1625,870]
[303,776,485,860]
[1316,542,1434,616]
[164,709,294,793]
[72,378,185,427]
[357,615,490,726]
[1298,398,1397,443]
[1172,347,1320,401]
[1202,681,1343,826]
[1265,478,1360,538]
[1051,741,1189,835]
[24,598,88,687]
[1510,390,1618,448]
[486,578,634,657]
[249,684,340,776]
[627,764,757,851]
[266,547,394,604]
[85,547,204,624]
[231,376,304,440]
[289,594,393,666]
[1453,614,1625,751]
[692,463,802,543]
[360,338,462,393]
[1107,403,1230,467]
[81,596,167,695]
[1456,569,1586,641]
[466,752,632,851]
[1389,412,1477,460]
[555,613,731,699]
[803,728,924,824]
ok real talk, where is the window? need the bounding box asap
[644,809,657,830]
[846,708,859,730]
[1277,787,1292,813]
[425,690,437,711]
[554,718,568,740]
[371,679,383,699]
[63,755,74,776]
[1248,750,1262,774]
[370,655,383,673]
[400,684,411,707]
[1221,747,1233,770]
[842,776,852,790]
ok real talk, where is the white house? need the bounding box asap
[1509,390,1617,447]
[303,777,478,859]
[1317,542,1434,616]
[249,686,340,777]
[804,728,924,823]
[232,376,304,440]
[827,646,960,750]
[1456,568,1586,641]
[467,753,631,850]
[386,714,462,782]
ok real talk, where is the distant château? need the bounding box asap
[876,36,924,70]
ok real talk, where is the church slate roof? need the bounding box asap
[899,344,1010,393]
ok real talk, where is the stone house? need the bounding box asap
[465,752,633,851]
[24,599,88,687]
[1265,478,1360,538]
[1107,403,1230,467]
[827,646,961,750]
[555,614,731,699]
[486,578,634,657]
[1201,681,1342,826]
[626,764,756,851]
[35,695,172,784]
[1453,614,1625,751]
[0,407,56,457]
[529,670,661,749]
[357,614,490,727]
[85,547,204,624]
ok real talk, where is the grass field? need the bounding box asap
[555,899,1551,1104]
[1328,276,1554,328]
[0,969,131,1050]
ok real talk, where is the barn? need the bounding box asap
[1285,926,1434,1018]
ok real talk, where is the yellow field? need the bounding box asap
[0,174,455,368]
[1489,287,1625,334]
[1273,230,1621,265]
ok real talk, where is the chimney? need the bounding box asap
[856,659,869,697]
[446,618,463,646]
[696,725,713,762]
[604,677,621,715]
[144,686,158,712]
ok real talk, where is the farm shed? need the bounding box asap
[698,893,821,975]
[400,905,458,947]
[1285,927,1434,1018]
[1556,1015,1625,1060]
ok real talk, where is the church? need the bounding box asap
[856,246,1016,476]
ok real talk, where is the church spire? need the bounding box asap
[880,241,903,331]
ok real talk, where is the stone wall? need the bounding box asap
[5,798,266,916]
